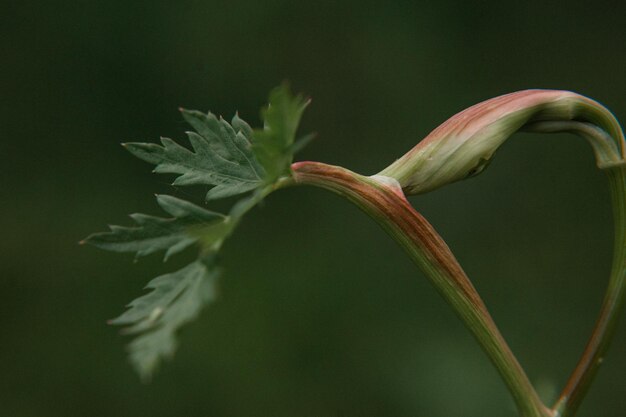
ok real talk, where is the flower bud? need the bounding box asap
[378,90,625,195]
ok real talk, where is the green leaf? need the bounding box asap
[82,195,228,261]
[253,84,310,181]
[85,85,314,380]
[124,110,265,201]
[111,259,218,381]
[122,86,311,198]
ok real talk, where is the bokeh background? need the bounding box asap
[3,1,626,416]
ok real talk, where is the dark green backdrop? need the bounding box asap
[3,1,626,416]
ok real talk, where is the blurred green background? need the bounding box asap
[3,1,626,416]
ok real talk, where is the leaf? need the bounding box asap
[124,110,265,200]
[111,259,218,381]
[253,84,311,181]
[82,195,228,261]
[85,85,314,380]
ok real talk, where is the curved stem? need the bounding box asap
[285,95,626,417]
[524,121,626,417]
[290,161,552,417]
[552,165,626,417]
[521,121,626,417]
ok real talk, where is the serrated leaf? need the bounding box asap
[86,84,314,380]
[111,259,218,381]
[82,195,228,261]
[253,84,310,181]
[124,110,265,200]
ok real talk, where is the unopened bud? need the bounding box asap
[378,90,625,195]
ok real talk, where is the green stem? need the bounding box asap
[290,161,552,417]
[522,121,626,417]
[552,165,626,417]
